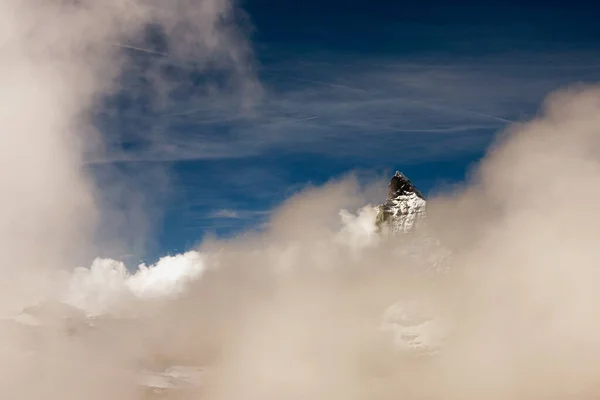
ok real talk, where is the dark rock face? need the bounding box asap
[375,171,427,233]
[388,171,425,200]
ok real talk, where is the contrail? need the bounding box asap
[284,76,368,92]
[262,69,369,93]
[263,116,320,125]
[455,108,514,123]
[265,69,514,123]
[296,116,320,121]
[387,97,516,124]
[112,43,169,57]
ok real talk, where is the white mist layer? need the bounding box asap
[56,202,444,356]
[337,205,380,249]
[62,208,386,316]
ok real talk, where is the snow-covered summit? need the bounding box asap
[375,171,427,233]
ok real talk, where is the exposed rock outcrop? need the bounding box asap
[375,171,427,234]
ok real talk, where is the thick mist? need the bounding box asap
[3,1,600,399]
[0,0,257,311]
[177,86,600,400]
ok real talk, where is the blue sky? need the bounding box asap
[89,2,600,262]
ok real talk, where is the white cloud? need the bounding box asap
[64,251,205,316]
[336,205,380,249]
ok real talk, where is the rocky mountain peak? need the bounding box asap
[376,171,427,233]
[388,171,425,200]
